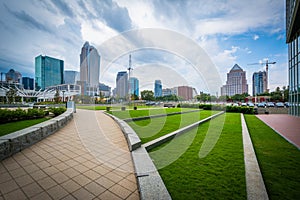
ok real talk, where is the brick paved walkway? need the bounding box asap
[0,109,139,200]
[256,114,300,149]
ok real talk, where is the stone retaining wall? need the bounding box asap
[0,108,74,161]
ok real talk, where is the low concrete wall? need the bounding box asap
[104,112,141,151]
[0,108,74,161]
[143,111,225,151]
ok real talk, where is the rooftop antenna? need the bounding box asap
[128,54,133,103]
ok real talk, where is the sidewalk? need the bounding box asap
[0,109,139,200]
[256,114,300,149]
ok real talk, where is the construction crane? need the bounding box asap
[248,60,276,91]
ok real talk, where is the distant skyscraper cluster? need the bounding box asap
[221,64,248,96]
[252,71,267,96]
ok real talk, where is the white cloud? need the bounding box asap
[253,34,259,40]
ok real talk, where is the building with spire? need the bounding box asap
[221,64,248,96]
[79,41,100,96]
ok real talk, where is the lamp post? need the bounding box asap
[62,90,65,103]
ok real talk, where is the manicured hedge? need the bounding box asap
[0,108,47,124]
[177,104,253,114]
[0,107,67,124]
[48,107,66,116]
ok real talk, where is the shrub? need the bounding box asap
[0,108,47,124]
[49,107,66,116]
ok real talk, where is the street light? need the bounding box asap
[62,90,65,103]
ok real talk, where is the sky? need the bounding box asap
[0,0,287,96]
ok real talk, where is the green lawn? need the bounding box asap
[149,113,246,199]
[0,118,49,137]
[244,115,300,199]
[76,105,107,110]
[128,110,216,144]
[108,107,197,120]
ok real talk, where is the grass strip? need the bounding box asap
[76,105,107,110]
[128,110,216,144]
[108,107,197,119]
[244,115,300,199]
[0,118,49,136]
[149,113,246,199]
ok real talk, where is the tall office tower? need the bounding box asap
[22,77,34,90]
[286,0,300,116]
[178,86,193,100]
[252,71,267,96]
[129,77,139,97]
[80,41,100,96]
[35,55,64,90]
[6,69,22,83]
[64,70,80,85]
[220,64,248,96]
[154,80,162,97]
[116,71,128,99]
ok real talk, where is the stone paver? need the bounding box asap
[0,109,139,200]
[241,114,268,200]
[256,114,300,149]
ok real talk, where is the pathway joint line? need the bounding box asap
[241,113,269,200]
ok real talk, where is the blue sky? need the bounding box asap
[0,0,287,95]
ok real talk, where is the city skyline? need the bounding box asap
[0,1,287,94]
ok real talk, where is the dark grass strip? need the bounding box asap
[0,118,49,136]
[244,115,300,200]
[128,110,216,144]
[150,113,246,199]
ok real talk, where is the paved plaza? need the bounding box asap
[0,109,139,200]
[257,114,300,149]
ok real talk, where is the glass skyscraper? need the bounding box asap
[252,71,267,96]
[64,70,80,85]
[35,55,64,90]
[286,0,300,116]
[22,77,34,90]
[154,80,162,97]
[129,77,139,97]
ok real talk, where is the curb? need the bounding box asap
[0,108,74,161]
[143,111,225,151]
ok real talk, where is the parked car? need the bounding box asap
[275,102,285,107]
[266,102,275,107]
[284,102,290,107]
[247,102,254,107]
[257,103,265,108]
[241,103,247,106]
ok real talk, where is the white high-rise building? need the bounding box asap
[80,41,100,96]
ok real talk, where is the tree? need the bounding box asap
[131,94,139,100]
[141,90,155,101]
[6,87,17,104]
[54,89,60,103]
